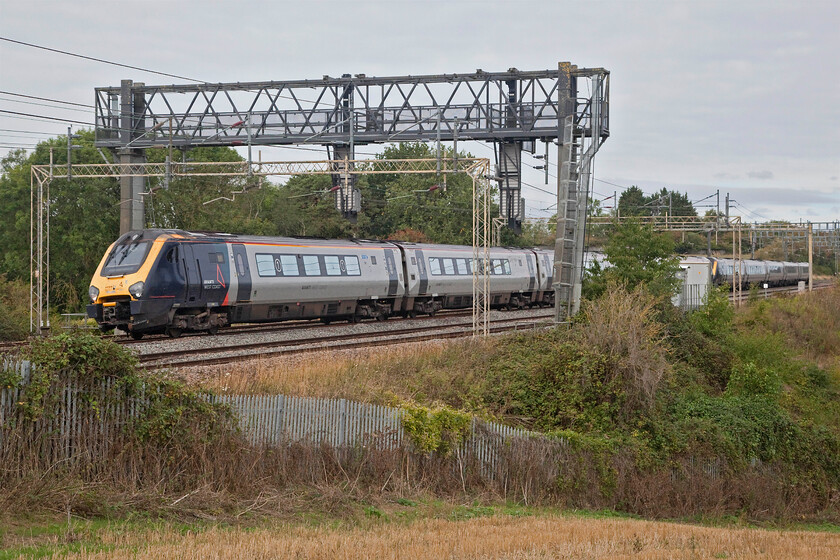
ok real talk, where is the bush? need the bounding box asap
[689,285,733,340]
[578,285,670,414]
[0,274,29,341]
[726,362,781,398]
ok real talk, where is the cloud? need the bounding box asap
[747,170,774,180]
[714,172,738,180]
[831,176,838,181]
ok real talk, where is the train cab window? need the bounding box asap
[279,255,299,276]
[165,246,178,263]
[503,260,511,275]
[208,252,225,263]
[443,259,455,275]
[345,256,361,276]
[324,256,342,276]
[429,257,442,276]
[370,256,377,265]
[235,253,246,276]
[101,240,151,277]
[255,254,276,277]
[303,255,321,276]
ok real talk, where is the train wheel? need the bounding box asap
[166,327,182,339]
[407,310,417,319]
[321,318,332,325]
[348,315,360,324]
[206,326,218,336]
[428,309,437,317]
[130,331,144,340]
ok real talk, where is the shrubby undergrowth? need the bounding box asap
[2,285,839,522]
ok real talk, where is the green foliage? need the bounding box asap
[618,186,696,217]
[13,331,232,446]
[0,135,119,313]
[401,403,471,455]
[479,331,622,433]
[0,274,29,341]
[585,219,681,301]
[17,332,139,422]
[689,286,734,340]
[726,362,781,398]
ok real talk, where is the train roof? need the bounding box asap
[122,229,532,252]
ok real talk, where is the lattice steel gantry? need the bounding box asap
[93,67,609,235]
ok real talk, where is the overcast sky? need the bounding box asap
[1,0,837,222]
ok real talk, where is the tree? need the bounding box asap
[584,219,681,300]
[0,131,121,313]
[363,142,490,245]
[618,186,646,217]
[618,186,696,217]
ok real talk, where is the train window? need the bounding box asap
[491,259,504,275]
[429,257,442,276]
[371,256,377,265]
[208,252,224,263]
[345,256,361,276]
[235,253,245,276]
[255,254,276,277]
[303,255,321,276]
[166,246,178,263]
[101,241,151,276]
[503,260,511,275]
[324,256,342,276]
[455,258,468,275]
[443,259,455,275]
[279,255,299,276]
[411,257,416,265]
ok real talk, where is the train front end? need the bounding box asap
[86,230,172,337]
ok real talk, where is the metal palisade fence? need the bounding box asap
[1,358,545,479]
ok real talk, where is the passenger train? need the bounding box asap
[87,229,555,339]
[86,230,811,339]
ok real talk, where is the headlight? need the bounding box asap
[88,286,99,303]
[128,281,145,299]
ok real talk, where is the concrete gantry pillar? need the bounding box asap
[118,80,147,234]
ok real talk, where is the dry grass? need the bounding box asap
[579,285,670,413]
[48,514,840,559]
[190,339,475,402]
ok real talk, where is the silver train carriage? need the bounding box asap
[710,257,809,288]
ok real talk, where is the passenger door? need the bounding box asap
[182,244,202,304]
[232,244,252,302]
[415,250,428,295]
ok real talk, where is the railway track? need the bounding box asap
[728,280,834,303]
[2,281,834,358]
[138,312,556,369]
